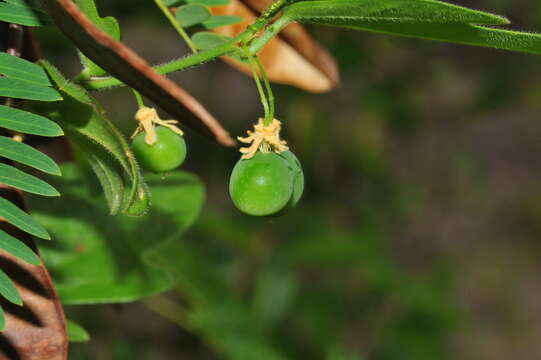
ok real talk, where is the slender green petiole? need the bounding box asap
[131,88,145,108]
[254,56,275,123]
[248,53,270,122]
[154,0,198,54]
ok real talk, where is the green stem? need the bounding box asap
[260,0,289,21]
[248,54,270,121]
[131,88,145,108]
[80,0,291,91]
[237,0,289,47]
[248,15,290,55]
[254,56,275,123]
[83,41,237,90]
[154,0,198,54]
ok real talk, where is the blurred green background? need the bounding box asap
[33,0,541,359]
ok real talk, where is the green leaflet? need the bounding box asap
[0,136,61,175]
[0,0,50,26]
[176,4,211,28]
[73,0,121,77]
[0,50,62,324]
[0,78,61,102]
[67,320,90,342]
[0,52,52,86]
[186,0,229,6]
[35,61,150,216]
[0,106,63,137]
[191,32,232,50]
[0,268,22,306]
[0,164,59,196]
[28,164,205,305]
[0,230,40,265]
[202,15,243,30]
[0,197,49,240]
[0,307,4,332]
[165,0,230,7]
[282,0,509,26]
[0,52,61,101]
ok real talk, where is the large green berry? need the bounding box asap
[229,152,293,216]
[279,150,304,207]
[132,126,187,172]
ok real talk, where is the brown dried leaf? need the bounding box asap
[210,0,339,93]
[0,189,68,360]
[42,0,235,146]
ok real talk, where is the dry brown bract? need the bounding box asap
[209,0,339,93]
[238,118,288,159]
[131,106,184,145]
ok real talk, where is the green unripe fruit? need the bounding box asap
[132,126,187,172]
[279,150,304,208]
[229,152,293,216]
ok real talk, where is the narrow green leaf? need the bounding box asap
[0,268,22,306]
[28,164,205,304]
[341,21,541,56]
[67,320,90,342]
[0,0,49,26]
[73,0,121,77]
[176,4,211,28]
[0,78,61,102]
[0,106,63,137]
[0,306,5,332]
[202,15,243,30]
[0,197,49,240]
[186,0,229,6]
[0,136,61,176]
[34,61,149,216]
[70,135,125,215]
[0,229,40,265]
[0,164,59,196]
[0,52,51,87]
[282,0,509,26]
[191,32,231,50]
[279,0,541,56]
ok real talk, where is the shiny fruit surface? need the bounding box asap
[132,126,187,172]
[229,152,293,216]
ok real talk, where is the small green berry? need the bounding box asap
[132,126,187,172]
[229,152,293,216]
[279,150,304,208]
